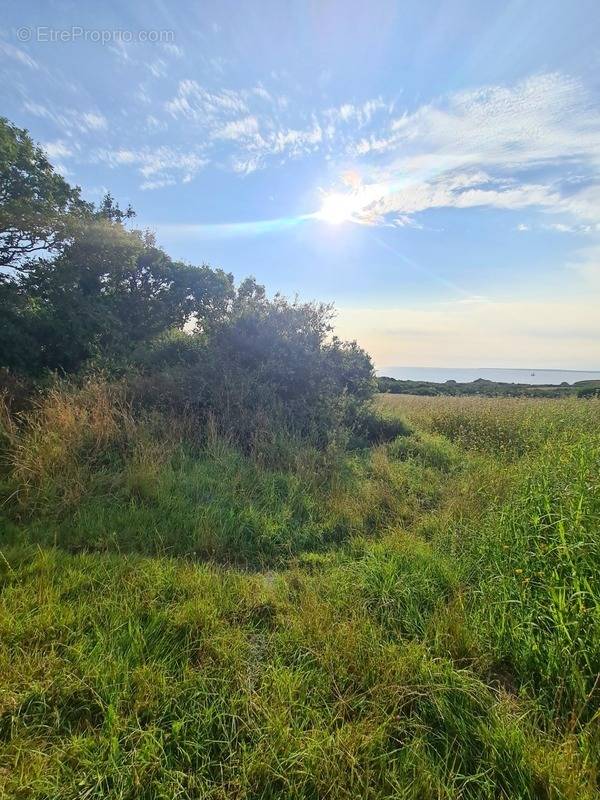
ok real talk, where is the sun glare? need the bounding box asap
[316,192,357,225]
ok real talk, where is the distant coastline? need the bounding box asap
[378,367,600,386]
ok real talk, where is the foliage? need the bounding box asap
[0,117,89,269]
[0,118,373,442]
[0,221,235,376]
[130,288,376,448]
[378,374,600,399]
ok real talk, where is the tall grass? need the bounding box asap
[0,384,599,797]
[378,393,600,457]
[462,435,600,727]
[1,381,432,565]
[0,546,590,799]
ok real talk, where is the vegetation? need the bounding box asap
[378,375,600,398]
[2,390,600,798]
[1,117,600,797]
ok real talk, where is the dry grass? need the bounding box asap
[377,393,600,456]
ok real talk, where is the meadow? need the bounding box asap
[0,387,599,799]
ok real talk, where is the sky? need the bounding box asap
[1,0,600,369]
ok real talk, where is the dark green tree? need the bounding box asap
[0,117,235,376]
[0,117,90,270]
[2,220,234,374]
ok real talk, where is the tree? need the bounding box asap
[2,220,234,375]
[0,117,89,270]
[96,192,135,224]
[0,115,376,447]
[0,116,235,375]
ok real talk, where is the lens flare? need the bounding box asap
[315,192,359,225]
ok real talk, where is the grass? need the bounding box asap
[1,385,599,797]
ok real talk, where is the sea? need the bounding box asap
[378,367,600,386]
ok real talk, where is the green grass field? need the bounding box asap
[1,388,599,798]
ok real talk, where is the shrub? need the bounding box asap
[130,293,376,452]
[388,431,461,471]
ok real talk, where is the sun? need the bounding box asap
[315,192,357,225]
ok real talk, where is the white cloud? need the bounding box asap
[145,114,167,131]
[163,80,395,170]
[262,123,323,155]
[231,155,263,175]
[560,184,600,225]
[146,59,168,78]
[108,40,136,64]
[394,215,424,229]
[252,86,272,102]
[94,145,208,188]
[135,85,152,105]
[140,177,176,191]
[319,74,600,229]
[326,98,389,128]
[386,73,600,169]
[159,71,600,216]
[362,173,560,224]
[81,112,107,130]
[43,140,74,160]
[165,80,249,120]
[162,43,183,59]
[24,101,107,134]
[213,116,259,140]
[0,42,38,70]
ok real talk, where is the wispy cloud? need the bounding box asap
[165,80,249,120]
[146,58,168,79]
[163,80,329,173]
[162,43,184,59]
[94,145,208,187]
[324,97,390,127]
[15,54,600,228]
[213,115,259,141]
[140,177,177,191]
[23,101,107,133]
[157,71,600,229]
[322,73,600,228]
[81,112,107,130]
[0,41,38,70]
[43,140,74,160]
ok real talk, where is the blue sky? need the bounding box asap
[1,0,600,368]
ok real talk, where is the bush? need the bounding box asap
[129,292,376,452]
[351,408,412,447]
[0,378,413,565]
